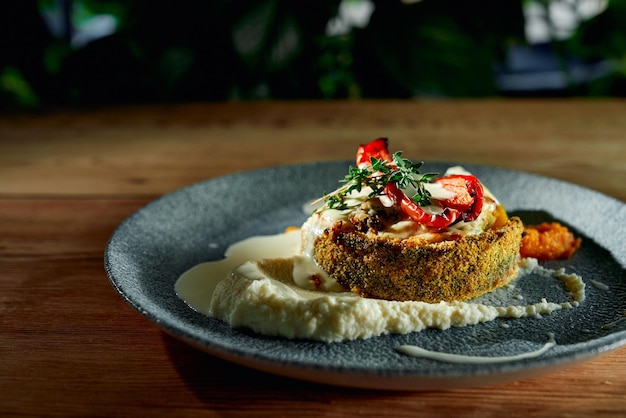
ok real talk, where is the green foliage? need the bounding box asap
[0,67,40,106]
[352,0,525,98]
[562,0,626,96]
[0,0,624,107]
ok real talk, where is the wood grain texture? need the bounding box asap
[1,100,624,201]
[1,100,625,417]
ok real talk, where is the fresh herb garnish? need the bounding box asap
[321,152,438,210]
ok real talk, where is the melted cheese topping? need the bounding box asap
[307,165,499,245]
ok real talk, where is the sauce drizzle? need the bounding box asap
[396,334,556,363]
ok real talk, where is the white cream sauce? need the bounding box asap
[174,231,301,313]
[590,280,610,291]
[175,231,586,344]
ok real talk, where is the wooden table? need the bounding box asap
[1,100,625,417]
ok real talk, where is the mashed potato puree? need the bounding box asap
[175,231,585,343]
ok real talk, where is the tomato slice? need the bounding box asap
[385,182,461,228]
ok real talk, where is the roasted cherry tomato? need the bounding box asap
[356,137,392,169]
[435,174,484,222]
[355,138,484,229]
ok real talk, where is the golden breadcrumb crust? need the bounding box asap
[312,217,524,303]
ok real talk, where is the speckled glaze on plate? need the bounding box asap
[104,161,626,390]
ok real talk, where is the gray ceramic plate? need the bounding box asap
[104,161,626,390]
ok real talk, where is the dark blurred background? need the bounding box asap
[1,0,624,108]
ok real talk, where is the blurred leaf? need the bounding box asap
[230,0,341,99]
[0,67,40,106]
[566,1,626,60]
[353,0,526,97]
[316,34,361,98]
[561,0,626,96]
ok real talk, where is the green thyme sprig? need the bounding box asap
[320,152,438,210]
